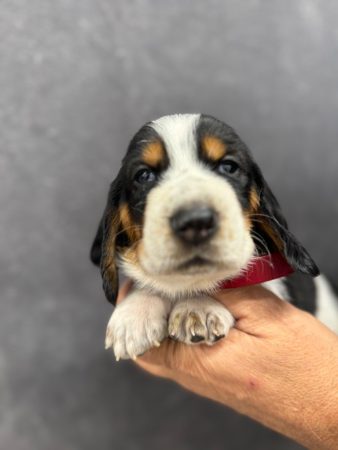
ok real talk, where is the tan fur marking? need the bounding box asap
[121,246,140,266]
[249,188,260,212]
[101,205,143,302]
[201,136,227,161]
[244,212,253,231]
[247,189,283,251]
[101,213,119,268]
[260,222,284,252]
[119,204,142,242]
[101,212,120,300]
[244,189,261,231]
[142,140,165,167]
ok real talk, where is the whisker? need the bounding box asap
[114,225,143,239]
[249,213,285,230]
[250,230,271,258]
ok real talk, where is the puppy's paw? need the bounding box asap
[105,292,169,360]
[168,297,234,346]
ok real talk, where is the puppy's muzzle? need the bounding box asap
[170,206,218,245]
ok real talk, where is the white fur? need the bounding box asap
[151,113,201,170]
[314,275,338,333]
[105,289,171,360]
[262,278,290,300]
[263,276,338,334]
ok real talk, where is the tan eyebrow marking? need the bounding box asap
[201,136,227,161]
[142,140,166,167]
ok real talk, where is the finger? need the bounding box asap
[135,337,199,373]
[133,339,175,379]
[136,338,179,369]
[135,355,172,379]
[135,327,244,376]
[211,285,286,321]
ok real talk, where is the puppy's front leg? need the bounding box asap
[105,289,171,360]
[168,297,234,345]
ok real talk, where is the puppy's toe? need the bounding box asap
[206,313,231,344]
[168,297,234,346]
[186,312,208,343]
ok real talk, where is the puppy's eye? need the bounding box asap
[217,159,239,175]
[134,168,157,184]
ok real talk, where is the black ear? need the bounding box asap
[90,218,104,267]
[251,163,319,277]
[90,175,123,304]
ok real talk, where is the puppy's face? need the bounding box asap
[91,114,319,303]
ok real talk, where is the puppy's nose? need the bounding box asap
[170,207,218,244]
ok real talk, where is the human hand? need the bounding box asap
[116,283,338,450]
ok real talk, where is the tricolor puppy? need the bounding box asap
[90,114,338,360]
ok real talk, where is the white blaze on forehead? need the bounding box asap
[150,114,201,168]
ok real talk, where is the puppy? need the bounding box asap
[90,114,338,360]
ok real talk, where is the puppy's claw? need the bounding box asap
[169,333,178,341]
[168,313,181,337]
[214,334,225,342]
[190,335,204,343]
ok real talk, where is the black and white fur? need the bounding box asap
[91,114,338,360]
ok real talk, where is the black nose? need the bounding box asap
[170,207,218,244]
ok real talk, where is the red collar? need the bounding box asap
[219,253,294,289]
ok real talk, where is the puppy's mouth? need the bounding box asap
[178,256,213,270]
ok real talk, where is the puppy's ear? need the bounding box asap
[90,217,104,267]
[250,163,319,277]
[90,175,122,304]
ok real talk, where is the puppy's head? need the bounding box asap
[91,114,319,303]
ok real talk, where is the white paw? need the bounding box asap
[168,297,234,345]
[105,292,169,360]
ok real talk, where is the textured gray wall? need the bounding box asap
[1,1,338,449]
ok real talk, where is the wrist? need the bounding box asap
[272,331,338,450]
[234,310,338,450]
[302,371,338,450]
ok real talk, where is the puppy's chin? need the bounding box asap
[120,252,253,298]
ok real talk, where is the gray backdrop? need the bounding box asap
[1,1,338,449]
